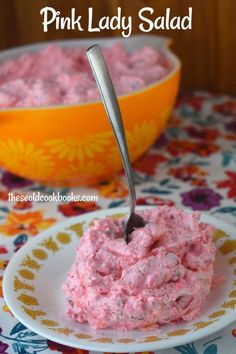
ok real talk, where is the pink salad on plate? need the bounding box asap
[63,206,217,331]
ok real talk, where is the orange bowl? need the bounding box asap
[0,35,181,186]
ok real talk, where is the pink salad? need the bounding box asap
[0,43,171,109]
[63,206,217,331]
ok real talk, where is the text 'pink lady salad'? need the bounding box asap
[0,43,171,109]
[63,206,217,331]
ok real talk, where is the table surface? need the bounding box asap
[0,91,236,354]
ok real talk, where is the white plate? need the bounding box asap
[3,207,236,352]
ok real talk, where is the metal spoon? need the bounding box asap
[87,44,145,244]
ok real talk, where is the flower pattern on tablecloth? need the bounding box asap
[0,91,236,353]
[0,210,56,237]
[181,188,222,211]
[216,171,236,198]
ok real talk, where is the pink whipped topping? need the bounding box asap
[0,43,171,109]
[63,206,216,331]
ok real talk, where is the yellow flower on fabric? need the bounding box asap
[108,120,159,167]
[0,260,8,270]
[44,132,113,161]
[0,210,56,237]
[2,303,12,315]
[0,139,53,179]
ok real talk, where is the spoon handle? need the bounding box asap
[87,44,136,214]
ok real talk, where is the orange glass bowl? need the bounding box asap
[0,35,181,187]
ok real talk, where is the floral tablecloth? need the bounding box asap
[0,91,236,354]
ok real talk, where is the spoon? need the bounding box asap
[87,44,145,244]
